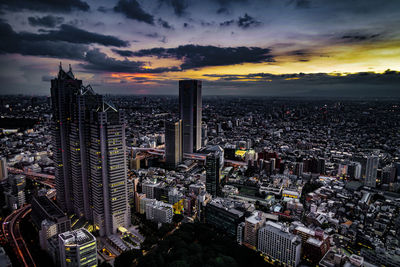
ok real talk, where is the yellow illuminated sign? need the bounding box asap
[235,150,246,157]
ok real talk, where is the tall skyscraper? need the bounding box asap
[206,150,222,197]
[51,64,81,213]
[70,85,102,219]
[365,155,379,187]
[179,80,202,153]
[89,102,130,236]
[58,228,97,267]
[165,119,182,169]
[51,64,129,236]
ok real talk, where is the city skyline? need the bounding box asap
[0,0,400,96]
[0,1,400,267]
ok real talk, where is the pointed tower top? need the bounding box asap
[59,62,63,71]
[69,64,72,72]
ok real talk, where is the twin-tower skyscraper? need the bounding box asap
[51,64,129,236]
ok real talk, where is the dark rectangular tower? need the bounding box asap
[179,80,202,153]
[206,151,222,197]
[165,119,183,169]
[51,64,81,213]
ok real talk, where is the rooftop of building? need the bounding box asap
[34,195,65,218]
[59,228,95,246]
[208,197,244,217]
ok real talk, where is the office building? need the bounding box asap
[205,198,244,236]
[365,155,379,187]
[165,119,182,169]
[58,228,97,267]
[89,102,130,236]
[139,198,156,215]
[154,184,169,203]
[206,148,223,197]
[244,211,266,249]
[258,221,301,267]
[51,64,82,213]
[141,179,160,199]
[179,80,202,153]
[69,85,102,219]
[348,162,362,179]
[4,174,26,210]
[51,65,130,236]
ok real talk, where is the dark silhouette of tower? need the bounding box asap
[51,63,81,213]
[179,80,202,153]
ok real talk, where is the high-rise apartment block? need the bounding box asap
[145,200,173,224]
[258,221,301,267]
[244,211,266,248]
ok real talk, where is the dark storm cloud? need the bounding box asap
[341,34,380,42]
[158,18,173,29]
[83,49,144,72]
[0,0,89,13]
[237,13,260,28]
[0,20,87,59]
[204,70,400,84]
[132,45,274,69]
[28,15,64,28]
[159,0,188,16]
[112,49,135,57]
[220,14,260,28]
[23,24,129,47]
[114,0,154,25]
[82,49,180,73]
[220,20,235,26]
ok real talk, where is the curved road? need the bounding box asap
[2,204,36,267]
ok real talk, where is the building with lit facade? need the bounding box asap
[58,228,97,267]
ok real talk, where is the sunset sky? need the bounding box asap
[0,0,399,96]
